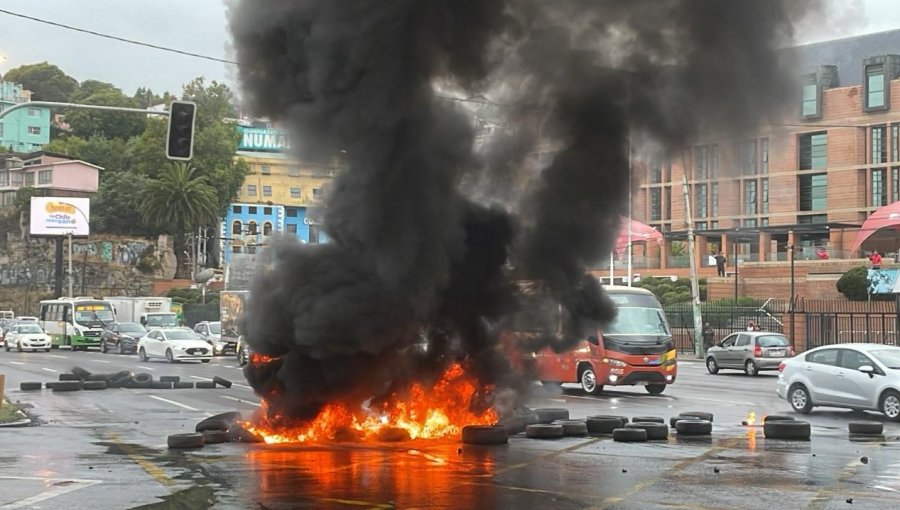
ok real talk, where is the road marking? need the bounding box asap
[220,395,261,407]
[8,361,25,365]
[92,359,110,363]
[41,368,58,373]
[148,395,199,411]
[234,383,253,390]
[191,375,212,381]
[0,476,102,509]
[104,433,175,489]
[136,365,155,371]
[48,354,67,359]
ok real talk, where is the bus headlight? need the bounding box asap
[604,358,628,368]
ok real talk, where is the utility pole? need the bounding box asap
[681,175,704,358]
[626,131,633,287]
[67,231,74,298]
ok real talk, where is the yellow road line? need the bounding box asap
[105,432,175,488]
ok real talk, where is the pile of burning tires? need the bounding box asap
[18,366,232,391]
[168,411,262,449]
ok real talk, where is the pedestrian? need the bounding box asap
[747,320,756,331]
[817,246,829,260]
[870,251,882,270]
[714,251,727,277]
[702,322,715,351]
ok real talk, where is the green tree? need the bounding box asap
[3,62,77,101]
[64,81,147,139]
[141,162,219,279]
[92,172,154,235]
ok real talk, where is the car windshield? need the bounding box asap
[147,314,177,327]
[757,335,789,347]
[209,323,221,334]
[604,307,670,336]
[119,323,146,333]
[166,330,201,341]
[870,349,900,369]
[17,325,43,334]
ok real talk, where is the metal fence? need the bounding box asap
[664,299,788,353]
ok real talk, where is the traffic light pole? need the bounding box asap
[0,101,171,122]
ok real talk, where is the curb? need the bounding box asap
[0,418,33,428]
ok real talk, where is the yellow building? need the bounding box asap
[235,151,334,208]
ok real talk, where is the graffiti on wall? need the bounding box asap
[71,240,150,266]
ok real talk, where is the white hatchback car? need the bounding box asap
[4,323,52,352]
[137,328,213,363]
[777,343,900,421]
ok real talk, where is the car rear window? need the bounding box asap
[757,335,789,347]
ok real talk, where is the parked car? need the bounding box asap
[194,321,235,355]
[100,322,148,354]
[4,323,52,352]
[705,331,795,376]
[137,328,213,363]
[777,343,900,421]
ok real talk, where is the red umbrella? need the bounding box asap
[851,201,900,252]
[615,217,663,258]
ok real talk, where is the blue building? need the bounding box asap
[0,81,51,152]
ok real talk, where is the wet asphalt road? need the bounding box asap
[1,349,899,509]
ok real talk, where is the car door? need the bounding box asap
[801,348,842,405]
[146,330,161,357]
[110,324,120,348]
[733,334,753,366]
[834,349,881,408]
[714,334,738,367]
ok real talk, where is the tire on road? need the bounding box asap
[195,381,217,389]
[848,421,883,435]
[763,414,795,423]
[625,422,669,440]
[587,417,624,434]
[525,424,565,439]
[167,433,205,449]
[58,373,81,382]
[613,427,648,442]
[196,412,244,433]
[461,425,509,445]
[19,382,42,391]
[212,376,233,388]
[763,420,811,440]
[52,381,83,392]
[133,373,153,385]
[151,381,173,389]
[201,430,228,445]
[173,382,194,389]
[83,381,108,390]
[45,382,58,390]
[87,374,113,382]
[554,420,588,436]
[533,408,569,424]
[674,419,713,436]
[107,371,134,388]
[497,416,527,435]
[70,366,92,381]
[632,416,665,424]
[227,425,264,443]
[160,376,181,383]
[680,411,714,422]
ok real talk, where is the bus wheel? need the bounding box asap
[646,384,666,395]
[579,365,602,395]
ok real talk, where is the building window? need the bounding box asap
[696,184,707,218]
[24,173,34,186]
[313,188,323,199]
[247,185,257,197]
[799,173,827,211]
[744,180,757,215]
[290,187,301,198]
[694,146,708,180]
[232,246,242,254]
[872,168,887,207]
[711,220,719,229]
[232,221,242,235]
[649,157,662,184]
[711,183,719,216]
[27,126,41,135]
[263,222,273,236]
[801,76,820,118]
[261,165,271,175]
[761,218,769,226]
[247,246,257,255]
[798,214,827,224]
[761,178,769,214]
[865,64,886,110]
[799,132,827,170]
[0,171,7,186]
[263,207,272,215]
[664,187,671,219]
[28,107,41,117]
[10,172,23,186]
[649,188,661,221]
[873,126,887,164]
[695,222,707,231]
[309,225,320,244]
[891,123,899,162]
[287,224,298,234]
[893,167,899,202]
[248,221,258,235]
[263,186,272,197]
[743,219,757,227]
[38,170,52,184]
[710,145,719,178]
[288,167,301,177]
[286,208,298,218]
[248,206,258,214]
[233,205,243,214]
[741,140,757,175]
[760,138,768,174]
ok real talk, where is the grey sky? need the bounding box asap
[0,0,898,104]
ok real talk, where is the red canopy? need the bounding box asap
[851,201,900,252]
[615,217,663,257]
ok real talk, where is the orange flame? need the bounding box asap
[245,363,498,444]
[745,411,756,426]
[251,353,277,364]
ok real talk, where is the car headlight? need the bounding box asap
[604,358,628,368]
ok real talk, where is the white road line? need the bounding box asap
[92,359,111,363]
[148,395,199,411]
[220,395,261,407]
[136,365,155,371]
[8,361,25,365]
[233,383,253,390]
[0,477,102,509]
[48,354,67,359]
[41,368,58,373]
[190,376,212,381]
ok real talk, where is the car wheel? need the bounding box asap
[201,359,211,364]
[646,384,666,395]
[238,346,248,367]
[879,390,900,422]
[44,348,50,352]
[138,347,148,362]
[117,341,124,355]
[166,349,174,363]
[744,360,759,376]
[4,341,9,352]
[101,340,108,353]
[17,341,23,352]
[580,365,602,395]
[706,357,719,374]
[789,384,813,414]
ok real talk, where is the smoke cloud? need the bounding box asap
[229,0,811,422]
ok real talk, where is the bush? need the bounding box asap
[835,266,892,301]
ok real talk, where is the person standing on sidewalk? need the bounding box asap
[702,322,715,351]
[714,251,727,277]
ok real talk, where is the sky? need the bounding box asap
[0,0,899,105]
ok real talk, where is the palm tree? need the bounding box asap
[141,162,219,279]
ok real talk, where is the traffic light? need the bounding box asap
[166,101,197,161]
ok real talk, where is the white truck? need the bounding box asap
[104,296,179,330]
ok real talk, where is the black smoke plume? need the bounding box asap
[228,0,810,422]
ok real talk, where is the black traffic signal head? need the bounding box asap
[166,100,197,161]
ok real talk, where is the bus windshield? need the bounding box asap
[146,314,178,327]
[604,306,670,336]
[74,304,115,327]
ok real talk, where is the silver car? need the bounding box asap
[706,331,795,376]
[776,343,900,421]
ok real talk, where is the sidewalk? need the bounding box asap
[0,398,33,427]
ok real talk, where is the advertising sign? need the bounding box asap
[29,197,90,237]
[237,127,290,152]
[868,268,899,295]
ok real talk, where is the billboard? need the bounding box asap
[29,197,90,237]
[868,268,899,295]
[237,127,290,152]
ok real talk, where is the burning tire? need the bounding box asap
[228,425,264,443]
[625,422,669,440]
[70,366,92,381]
[212,376,232,388]
[848,421,883,435]
[525,424,565,439]
[173,382,194,389]
[160,376,180,383]
[52,381,82,392]
[376,426,411,442]
[586,417,624,434]
[613,427,648,442]
[202,430,228,444]
[533,408,569,424]
[763,414,795,423]
[632,416,665,424]
[19,382,42,391]
[461,425,509,445]
[763,420,811,440]
[674,419,712,436]
[196,412,244,433]
[83,381,108,390]
[555,420,588,436]
[167,433,205,449]
[58,373,80,382]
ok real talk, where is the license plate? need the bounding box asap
[770,350,784,357]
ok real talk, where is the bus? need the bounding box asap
[39,298,116,350]
[509,284,677,395]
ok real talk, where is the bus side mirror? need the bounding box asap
[587,335,599,346]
